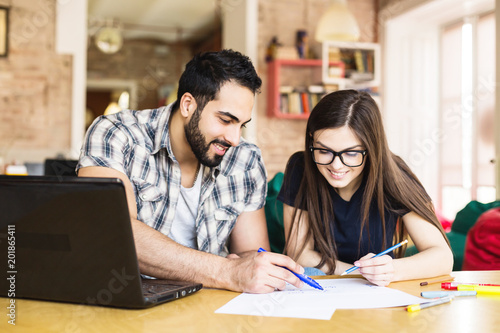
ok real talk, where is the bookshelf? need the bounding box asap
[322,41,381,88]
[267,59,345,119]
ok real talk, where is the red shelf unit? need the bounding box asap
[267,59,344,119]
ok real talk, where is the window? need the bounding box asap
[382,0,495,221]
[440,12,496,219]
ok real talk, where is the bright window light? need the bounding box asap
[461,22,473,190]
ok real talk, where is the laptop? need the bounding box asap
[0,175,202,308]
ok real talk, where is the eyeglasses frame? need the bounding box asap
[309,146,367,167]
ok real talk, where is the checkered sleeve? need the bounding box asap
[77,116,131,176]
[243,147,268,212]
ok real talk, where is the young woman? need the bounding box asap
[278,90,453,286]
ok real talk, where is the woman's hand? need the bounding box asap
[354,253,395,286]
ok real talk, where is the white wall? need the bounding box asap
[56,0,88,159]
[221,0,259,143]
[383,14,440,202]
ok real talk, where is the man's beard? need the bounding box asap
[184,108,231,168]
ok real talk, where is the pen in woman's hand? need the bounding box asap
[340,239,408,276]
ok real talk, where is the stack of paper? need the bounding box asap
[215,278,424,320]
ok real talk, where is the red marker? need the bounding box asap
[441,282,500,290]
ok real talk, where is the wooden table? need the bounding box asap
[1,271,499,332]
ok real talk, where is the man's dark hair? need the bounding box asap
[172,49,262,112]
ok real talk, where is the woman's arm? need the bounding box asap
[396,211,454,279]
[355,211,453,286]
[283,204,354,275]
[283,203,324,268]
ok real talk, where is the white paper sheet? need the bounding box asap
[215,278,425,320]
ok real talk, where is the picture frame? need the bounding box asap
[0,6,9,57]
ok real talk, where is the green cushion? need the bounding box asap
[405,244,418,257]
[405,200,500,271]
[265,172,285,253]
[451,200,500,235]
[446,231,467,271]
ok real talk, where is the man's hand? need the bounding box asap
[225,251,305,293]
[354,253,395,287]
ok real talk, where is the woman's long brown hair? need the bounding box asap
[284,90,450,274]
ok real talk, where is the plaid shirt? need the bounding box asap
[77,104,267,256]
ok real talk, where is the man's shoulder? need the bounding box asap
[89,106,170,145]
[219,139,264,176]
[101,106,168,128]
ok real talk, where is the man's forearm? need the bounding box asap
[131,218,234,289]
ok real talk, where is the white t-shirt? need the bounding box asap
[168,166,203,249]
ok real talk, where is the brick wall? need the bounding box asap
[0,0,378,173]
[256,0,378,179]
[87,40,192,111]
[0,0,72,164]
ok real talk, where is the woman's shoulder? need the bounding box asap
[284,151,306,182]
[286,151,305,171]
[278,151,305,205]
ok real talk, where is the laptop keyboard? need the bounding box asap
[142,283,180,296]
[141,281,201,298]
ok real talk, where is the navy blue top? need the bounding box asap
[278,153,409,264]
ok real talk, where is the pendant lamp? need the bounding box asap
[315,0,360,42]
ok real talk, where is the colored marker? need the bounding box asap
[341,240,408,276]
[257,248,324,290]
[406,296,453,312]
[421,290,476,298]
[457,284,500,295]
[442,282,500,290]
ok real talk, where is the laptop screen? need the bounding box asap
[0,176,147,307]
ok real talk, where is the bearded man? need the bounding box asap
[77,50,304,293]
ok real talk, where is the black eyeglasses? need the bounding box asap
[310,146,367,167]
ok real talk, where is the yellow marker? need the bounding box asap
[457,285,500,295]
[406,296,453,312]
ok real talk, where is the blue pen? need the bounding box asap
[257,248,324,290]
[340,239,409,276]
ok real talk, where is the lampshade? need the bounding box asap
[315,0,360,42]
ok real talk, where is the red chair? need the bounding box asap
[463,207,500,271]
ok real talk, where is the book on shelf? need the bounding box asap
[366,51,374,74]
[354,50,365,73]
[328,47,341,62]
[300,92,310,114]
[328,66,344,78]
[329,48,376,80]
[310,93,320,108]
[288,92,302,114]
[278,85,327,115]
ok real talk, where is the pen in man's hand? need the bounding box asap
[340,239,408,276]
[257,248,323,291]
